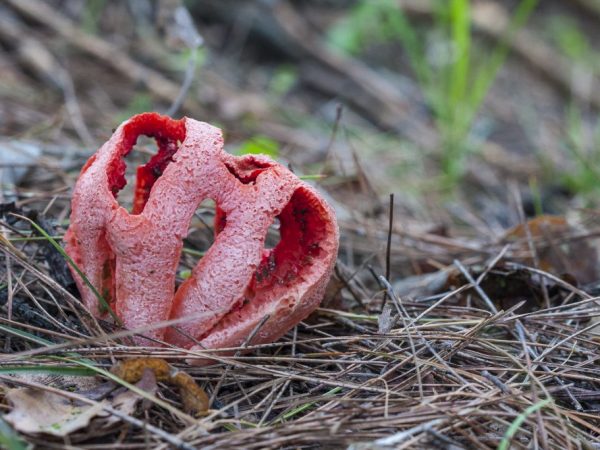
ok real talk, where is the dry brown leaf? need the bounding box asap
[504,215,598,285]
[4,388,105,436]
[108,367,159,424]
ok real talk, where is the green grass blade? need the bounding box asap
[565,104,600,173]
[391,3,432,92]
[299,174,327,180]
[278,386,342,422]
[448,0,471,113]
[0,419,28,450]
[468,0,538,117]
[528,177,544,217]
[0,365,96,376]
[182,247,205,257]
[8,235,64,242]
[0,324,98,368]
[497,398,551,450]
[0,324,55,347]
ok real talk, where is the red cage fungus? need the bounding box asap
[65,113,339,361]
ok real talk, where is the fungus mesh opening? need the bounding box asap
[177,199,217,289]
[265,217,281,250]
[115,136,157,213]
[106,113,186,214]
[252,186,329,292]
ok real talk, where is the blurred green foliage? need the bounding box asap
[236,135,280,159]
[560,104,600,199]
[546,15,591,64]
[327,0,404,55]
[0,420,27,450]
[167,47,208,72]
[116,93,154,124]
[269,65,298,98]
[81,0,106,34]
[328,0,538,191]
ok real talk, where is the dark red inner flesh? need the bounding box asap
[224,159,271,185]
[101,251,117,313]
[252,186,328,294]
[207,186,330,334]
[106,113,186,214]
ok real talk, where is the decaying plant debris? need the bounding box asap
[2,186,600,449]
[1,1,600,449]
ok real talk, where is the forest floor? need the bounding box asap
[1,0,600,449]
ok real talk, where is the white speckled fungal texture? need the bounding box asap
[65,113,339,362]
